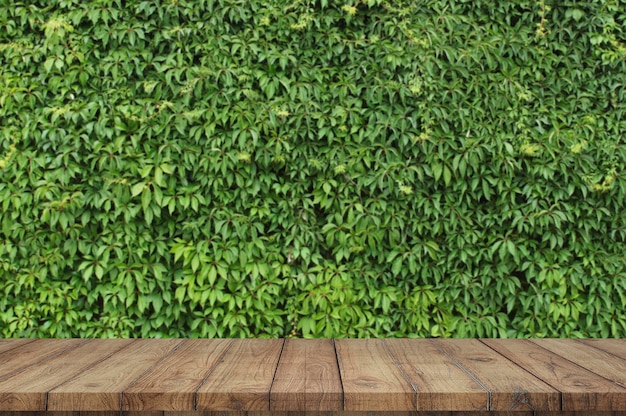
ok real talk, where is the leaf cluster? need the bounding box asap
[0,0,625,337]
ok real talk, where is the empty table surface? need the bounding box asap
[0,338,624,413]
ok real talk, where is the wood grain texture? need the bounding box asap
[48,339,183,411]
[195,339,284,411]
[383,339,488,411]
[201,411,245,416]
[0,340,36,355]
[451,413,534,416]
[0,412,620,416]
[432,339,560,412]
[124,412,163,416]
[123,339,233,411]
[248,412,336,416]
[0,339,85,381]
[335,339,415,411]
[41,412,620,416]
[578,338,626,359]
[483,339,626,411]
[531,339,626,388]
[145,412,532,416]
[0,339,132,411]
[270,338,343,411]
[0,411,79,416]
[535,413,617,416]
[163,412,209,416]
[0,338,625,413]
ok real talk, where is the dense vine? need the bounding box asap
[1,0,625,337]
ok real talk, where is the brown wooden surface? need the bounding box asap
[0,339,36,355]
[531,339,626,388]
[482,339,626,411]
[271,339,342,412]
[0,339,625,413]
[123,339,233,411]
[432,339,561,412]
[335,339,415,411]
[383,339,488,411]
[1,412,626,416]
[48,339,183,411]
[0,339,132,411]
[195,339,284,411]
[0,339,86,381]
[1,412,620,416]
[578,339,626,360]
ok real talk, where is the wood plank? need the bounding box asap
[441,413,538,416]
[0,339,132,411]
[270,338,342,411]
[578,339,626,360]
[0,338,624,414]
[483,339,626,411]
[432,339,560,412]
[122,339,232,411]
[255,413,416,416]
[184,412,245,416]
[164,412,214,416]
[123,410,164,416]
[72,413,118,416]
[0,413,86,416]
[164,412,209,416]
[0,339,85,381]
[531,339,626,388]
[98,412,621,416]
[248,412,336,416]
[383,339,488,411]
[0,339,36,355]
[335,338,415,411]
[195,339,284,411]
[342,412,458,416]
[535,413,616,416]
[124,411,163,416]
[48,338,183,411]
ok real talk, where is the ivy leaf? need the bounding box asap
[131,182,146,197]
[432,163,443,182]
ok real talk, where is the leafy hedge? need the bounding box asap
[1,0,625,338]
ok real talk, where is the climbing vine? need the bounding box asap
[1,0,625,338]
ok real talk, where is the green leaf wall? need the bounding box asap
[1,0,625,337]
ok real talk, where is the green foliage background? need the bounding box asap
[1,0,625,338]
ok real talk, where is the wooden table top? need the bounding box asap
[0,338,624,413]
